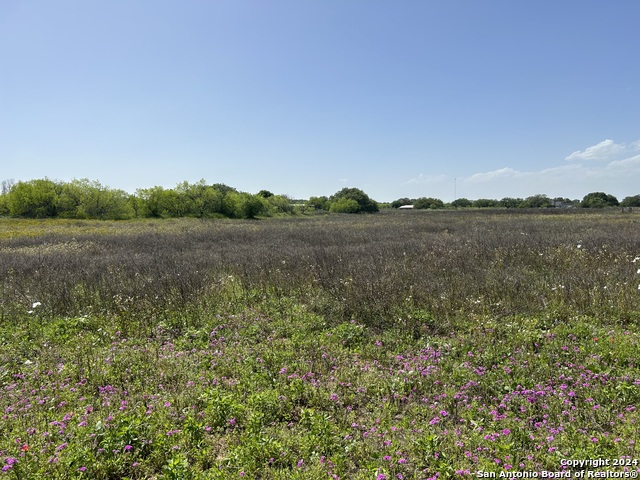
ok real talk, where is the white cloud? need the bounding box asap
[406,173,447,184]
[565,139,627,161]
[595,154,640,178]
[538,164,583,177]
[397,139,640,202]
[466,164,583,184]
[457,142,640,200]
[466,167,525,183]
[607,154,640,170]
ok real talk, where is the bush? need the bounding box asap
[521,194,551,208]
[473,198,499,208]
[451,198,473,208]
[413,197,444,209]
[307,196,329,211]
[620,194,640,207]
[329,198,360,213]
[581,191,619,208]
[238,193,268,219]
[328,188,378,213]
[6,179,59,218]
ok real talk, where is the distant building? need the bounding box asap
[398,205,414,209]
[551,200,575,208]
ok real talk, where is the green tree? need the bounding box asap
[413,197,444,209]
[328,188,379,213]
[174,180,201,216]
[6,179,59,218]
[74,179,106,218]
[198,187,224,217]
[56,179,133,219]
[620,195,640,207]
[498,197,522,208]
[222,191,242,218]
[162,188,190,217]
[521,194,551,208]
[329,198,360,213]
[451,197,473,208]
[266,194,294,215]
[391,197,414,209]
[57,179,85,218]
[581,192,619,208]
[136,186,170,217]
[175,180,225,217]
[238,193,268,219]
[211,183,237,195]
[473,198,498,208]
[308,196,329,211]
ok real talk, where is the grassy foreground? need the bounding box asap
[1,210,640,479]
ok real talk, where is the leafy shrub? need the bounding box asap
[328,187,378,213]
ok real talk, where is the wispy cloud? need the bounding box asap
[565,139,633,162]
[594,154,640,177]
[398,139,640,202]
[467,164,583,184]
[466,167,526,183]
[406,173,447,184]
[456,139,640,200]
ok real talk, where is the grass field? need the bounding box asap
[1,210,640,479]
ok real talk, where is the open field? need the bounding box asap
[1,210,640,479]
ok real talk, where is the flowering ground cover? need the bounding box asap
[1,211,639,478]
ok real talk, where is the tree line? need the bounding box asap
[1,178,638,220]
[391,192,640,209]
[0,179,382,220]
[0,179,293,220]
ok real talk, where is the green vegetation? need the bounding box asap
[328,188,379,214]
[621,195,640,207]
[1,210,639,478]
[391,193,629,210]
[2,178,640,220]
[581,192,620,209]
[412,197,444,210]
[0,179,291,220]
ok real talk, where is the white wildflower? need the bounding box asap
[577,244,582,249]
[32,301,41,309]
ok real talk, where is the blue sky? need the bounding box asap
[1,1,639,202]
